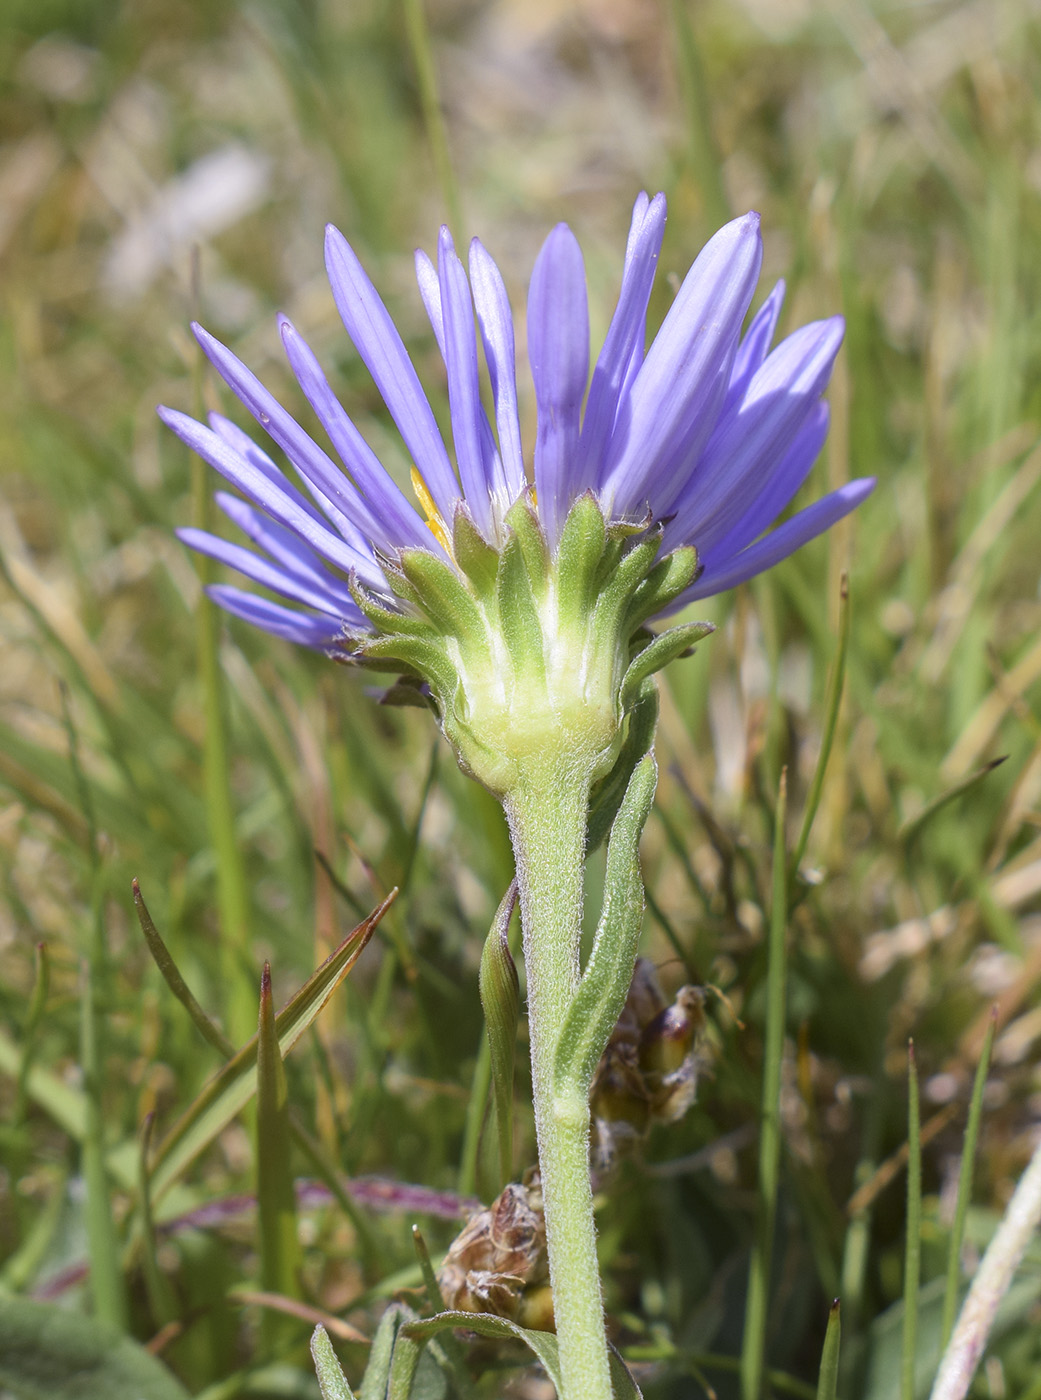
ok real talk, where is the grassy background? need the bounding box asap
[2,0,1041,1395]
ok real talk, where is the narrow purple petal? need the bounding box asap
[277,317,432,553]
[158,407,384,588]
[207,584,351,650]
[727,278,786,407]
[437,226,499,537]
[664,316,844,547]
[469,238,526,498]
[416,241,509,533]
[678,478,876,604]
[528,223,589,545]
[213,490,359,598]
[208,414,328,528]
[325,225,459,520]
[178,527,356,617]
[574,192,666,494]
[193,324,386,559]
[598,212,763,517]
[693,403,830,565]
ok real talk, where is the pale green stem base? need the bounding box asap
[505,756,614,1400]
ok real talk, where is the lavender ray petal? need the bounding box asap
[575,192,666,494]
[598,212,763,517]
[178,527,356,616]
[208,414,325,528]
[689,403,830,564]
[207,584,353,650]
[663,316,844,546]
[277,316,432,553]
[213,490,359,592]
[623,191,652,272]
[469,238,526,499]
[193,323,383,560]
[438,226,500,536]
[527,222,590,545]
[158,407,385,588]
[325,224,459,519]
[414,248,446,355]
[675,478,876,606]
[726,278,786,407]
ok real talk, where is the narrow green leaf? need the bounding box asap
[620,620,714,709]
[256,962,301,1306]
[624,545,700,629]
[149,892,394,1201]
[80,954,127,1330]
[816,1301,842,1400]
[741,769,789,1400]
[401,0,463,237]
[134,880,234,1057]
[553,754,657,1101]
[411,1228,478,1400]
[591,533,663,637]
[790,574,850,881]
[479,882,519,1187]
[0,1295,191,1400]
[940,1009,996,1348]
[137,1113,176,1327]
[588,679,659,853]
[901,1041,922,1400]
[402,1311,643,1399]
[312,1325,358,1400]
[14,941,49,1122]
[898,757,1008,849]
[361,1303,407,1400]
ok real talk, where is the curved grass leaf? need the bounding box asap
[816,1301,842,1400]
[402,1310,643,1399]
[148,890,395,1201]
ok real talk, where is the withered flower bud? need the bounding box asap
[438,1169,552,1326]
[591,959,707,1169]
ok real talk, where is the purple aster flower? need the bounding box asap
[162,192,873,662]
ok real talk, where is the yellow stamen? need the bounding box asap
[410,466,453,555]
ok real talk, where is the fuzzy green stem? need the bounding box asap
[505,754,614,1400]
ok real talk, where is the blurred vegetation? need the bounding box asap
[2,0,1041,1395]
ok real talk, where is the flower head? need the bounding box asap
[163,194,873,793]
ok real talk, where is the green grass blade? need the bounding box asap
[902,1041,922,1400]
[411,1226,478,1399]
[816,1301,841,1400]
[478,882,519,1189]
[80,956,128,1329]
[458,1032,492,1199]
[898,758,1007,850]
[790,575,850,882]
[401,0,463,237]
[940,1010,996,1349]
[741,768,789,1400]
[14,941,49,1124]
[190,329,254,1047]
[149,892,394,1200]
[133,879,235,1057]
[136,1113,176,1327]
[256,962,302,1312]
